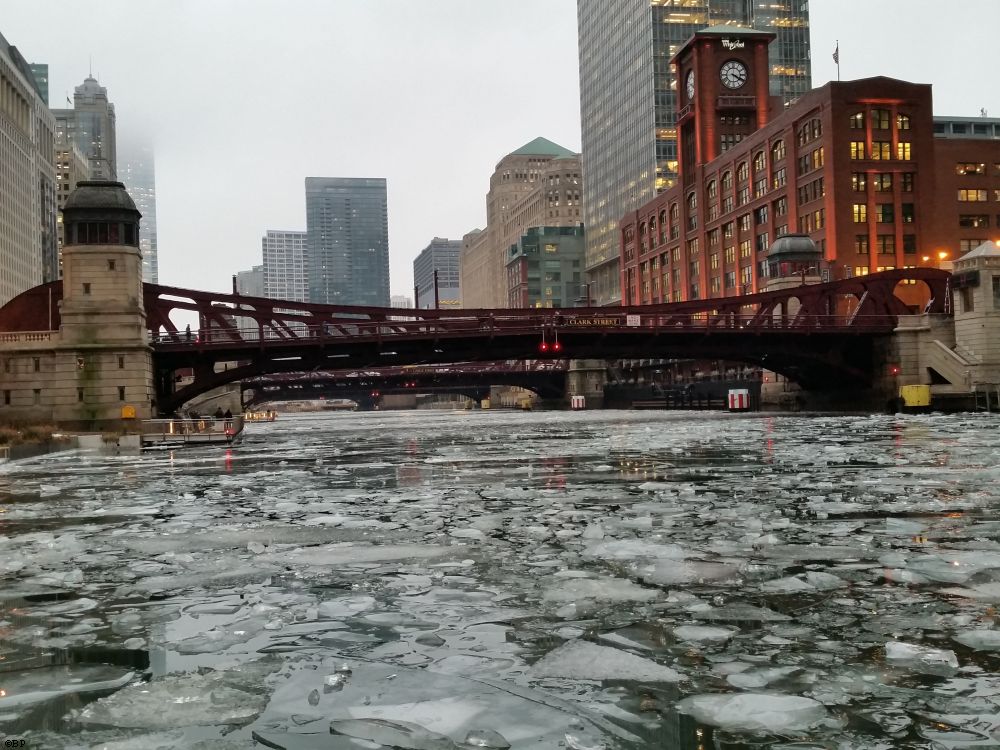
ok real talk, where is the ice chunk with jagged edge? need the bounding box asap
[954,629,1000,651]
[673,625,737,644]
[330,718,458,749]
[464,728,511,748]
[676,692,829,732]
[76,657,281,728]
[318,595,376,618]
[541,575,659,603]
[884,640,959,675]
[530,640,681,682]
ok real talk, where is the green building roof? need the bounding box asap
[508,137,576,158]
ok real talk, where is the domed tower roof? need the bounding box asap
[63,180,141,223]
[767,233,819,262]
[62,180,142,248]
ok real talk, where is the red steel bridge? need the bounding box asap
[0,269,950,414]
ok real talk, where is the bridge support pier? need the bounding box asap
[567,359,608,409]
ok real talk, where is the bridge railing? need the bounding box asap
[150,311,900,347]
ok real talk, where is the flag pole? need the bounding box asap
[835,40,840,81]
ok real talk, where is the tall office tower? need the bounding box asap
[119,141,158,282]
[577,0,811,304]
[53,75,117,180]
[413,237,461,308]
[262,230,307,302]
[305,177,389,307]
[0,31,57,303]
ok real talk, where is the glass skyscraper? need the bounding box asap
[577,0,811,304]
[119,141,157,283]
[305,177,389,307]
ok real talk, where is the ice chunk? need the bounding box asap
[676,692,828,732]
[541,576,658,603]
[673,625,736,644]
[463,728,511,748]
[329,718,458,749]
[884,640,959,675]
[633,560,740,586]
[583,539,687,561]
[169,616,265,654]
[318,595,376,619]
[954,630,1000,651]
[530,640,681,682]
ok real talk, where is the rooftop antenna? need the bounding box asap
[89,55,92,77]
[981,108,989,118]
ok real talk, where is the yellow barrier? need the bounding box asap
[900,384,931,408]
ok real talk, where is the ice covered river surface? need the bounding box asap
[3,410,1000,749]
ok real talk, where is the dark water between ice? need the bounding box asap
[2,409,1000,749]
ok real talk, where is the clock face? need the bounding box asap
[685,70,695,99]
[720,60,748,89]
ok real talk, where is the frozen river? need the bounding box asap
[3,409,1000,749]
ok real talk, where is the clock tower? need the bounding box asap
[672,26,776,177]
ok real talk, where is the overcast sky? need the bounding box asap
[4,1,999,299]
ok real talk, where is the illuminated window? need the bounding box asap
[955,162,985,175]
[849,112,865,129]
[737,162,749,182]
[959,215,990,228]
[850,141,865,160]
[753,151,766,173]
[872,174,893,191]
[897,142,912,160]
[853,204,868,222]
[852,173,867,191]
[897,114,911,130]
[739,240,752,258]
[771,140,786,161]
[958,189,988,202]
[772,167,786,189]
[871,142,891,160]
[854,265,871,276]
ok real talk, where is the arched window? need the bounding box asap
[687,192,697,213]
[771,139,786,161]
[721,171,733,190]
[669,202,679,222]
[736,161,749,182]
[706,180,718,199]
[658,209,668,243]
[896,113,911,131]
[753,151,766,173]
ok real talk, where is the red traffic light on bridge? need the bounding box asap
[539,341,550,353]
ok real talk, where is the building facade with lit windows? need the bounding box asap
[505,225,586,308]
[618,27,1000,306]
[0,30,56,303]
[577,0,811,305]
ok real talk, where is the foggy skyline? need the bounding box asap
[4,0,999,298]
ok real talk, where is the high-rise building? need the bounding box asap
[28,63,47,106]
[262,230,307,302]
[53,135,90,274]
[305,177,389,307]
[119,141,158,283]
[459,138,583,308]
[0,30,57,303]
[413,237,461,308]
[235,265,265,297]
[577,0,811,304]
[53,76,117,180]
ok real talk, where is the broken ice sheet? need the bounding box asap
[676,692,831,733]
[884,640,959,676]
[530,640,681,682]
[76,657,281,729]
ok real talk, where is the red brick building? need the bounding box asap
[619,27,1000,305]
